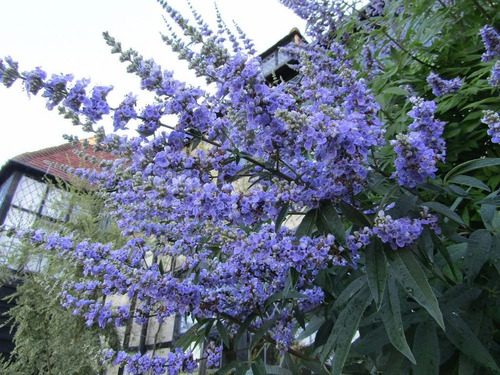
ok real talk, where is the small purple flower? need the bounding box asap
[204,343,222,368]
[489,60,500,87]
[113,93,137,131]
[64,78,90,112]
[481,110,500,143]
[42,73,74,110]
[426,72,462,97]
[372,211,424,250]
[23,67,47,96]
[1,56,20,87]
[391,98,446,187]
[81,85,113,122]
[480,25,500,62]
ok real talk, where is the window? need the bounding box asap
[0,174,73,268]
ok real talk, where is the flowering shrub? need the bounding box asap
[1,0,500,374]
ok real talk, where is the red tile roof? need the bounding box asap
[11,140,111,182]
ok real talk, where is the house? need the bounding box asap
[260,28,305,84]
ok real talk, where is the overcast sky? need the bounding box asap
[0,0,306,166]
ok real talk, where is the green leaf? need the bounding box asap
[465,229,493,282]
[214,360,239,375]
[317,201,346,244]
[216,320,231,349]
[382,86,410,96]
[320,286,372,374]
[386,248,445,330]
[174,321,202,349]
[380,276,415,363]
[480,204,496,231]
[444,312,500,375]
[444,158,500,183]
[295,209,318,239]
[297,314,325,340]
[234,314,254,348]
[365,239,387,310]
[412,322,439,375]
[449,175,491,192]
[459,353,476,375]
[294,306,306,329]
[250,315,279,350]
[275,202,290,232]
[265,365,293,375]
[389,193,418,218]
[332,276,367,310]
[314,319,335,349]
[423,201,464,225]
[339,201,371,227]
[235,365,250,375]
[431,231,458,279]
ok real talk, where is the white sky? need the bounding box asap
[0,0,306,167]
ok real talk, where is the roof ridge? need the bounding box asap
[12,142,75,163]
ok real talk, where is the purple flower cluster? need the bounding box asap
[481,110,500,143]
[372,211,426,250]
[22,67,47,96]
[64,78,90,112]
[137,104,163,136]
[347,208,440,251]
[426,72,462,97]
[0,56,20,87]
[81,85,113,122]
[489,60,500,87]
[204,343,223,368]
[113,93,138,131]
[390,97,446,187]
[106,348,197,375]
[41,73,74,110]
[480,25,500,62]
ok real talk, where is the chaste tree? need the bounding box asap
[1,0,500,374]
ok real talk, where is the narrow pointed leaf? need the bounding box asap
[214,360,239,375]
[339,201,371,227]
[386,248,445,330]
[314,319,334,349]
[365,239,387,309]
[465,229,492,282]
[423,201,464,225]
[412,322,439,375]
[380,277,416,364]
[444,158,500,182]
[251,358,267,375]
[332,276,367,310]
[480,204,496,230]
[444,312,500,375]
[250,315,278,350]
[216,320,231,349]
[318,201,346,244]
[459,353,476,375]
[431,231,458,279]
[297,314,325,340]
[275,202,290,232]
[320,286,372,372]
[265,365,293,375]
[449,175,491,192]
[296,209,317,238]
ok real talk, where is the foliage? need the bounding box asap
[0,182,122,375]
[1,0,500,374]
